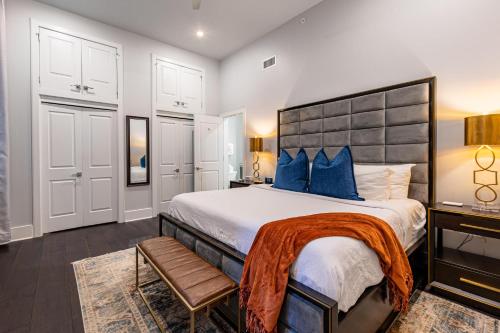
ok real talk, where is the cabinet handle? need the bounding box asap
[181,101,188,108]
[459,223,500,234]
[460,277,500,293]
[70,84,81,90]
[195,166,203,171]
[83,85,94,91]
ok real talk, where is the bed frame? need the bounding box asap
[159,77,436,333]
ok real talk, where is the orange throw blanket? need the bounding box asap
[239,212,413,333]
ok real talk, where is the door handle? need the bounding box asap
[70,84,81,90]
[174,101,181,106]
[174,168,180,173]
[83,85,94,91]
[181,101,188,108]
[195,167,203,171]
[72,171,83,178]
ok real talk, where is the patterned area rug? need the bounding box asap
[390,290,499,333]
[74,248,498,333]
[73,248,234,333]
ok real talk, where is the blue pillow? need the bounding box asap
[273,148,309,192]
[309,147,364,201]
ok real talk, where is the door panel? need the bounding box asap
[194,115,223,191]
[156,60,181,111]
[158,118,181,212]
[180,67,202,114]
[42,104,83,232]
[82,40,118,104]
[50,180,77,217]
[39,28,82,99]
[82,111,117,225]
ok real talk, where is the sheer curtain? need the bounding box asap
[0,0,10,244]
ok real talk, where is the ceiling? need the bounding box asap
[35,0,323,59]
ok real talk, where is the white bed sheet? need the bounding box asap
[167,184,426,312]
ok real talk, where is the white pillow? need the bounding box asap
[354,164,391,200]
[386,164,416,199]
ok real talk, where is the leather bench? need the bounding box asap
[136,236,239,333]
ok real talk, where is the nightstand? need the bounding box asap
[428,204,500,316]
[229,180,261,188]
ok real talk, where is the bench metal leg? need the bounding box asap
[135,246,139,290]
[190,311,195,333]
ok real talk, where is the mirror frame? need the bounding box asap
[126,116,150,186]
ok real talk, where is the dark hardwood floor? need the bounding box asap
[0,218,158,333]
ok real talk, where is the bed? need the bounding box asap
[159,77,436,333]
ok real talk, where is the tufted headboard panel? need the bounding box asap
[277,77,436,204]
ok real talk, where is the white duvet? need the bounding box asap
[167,185,426,312]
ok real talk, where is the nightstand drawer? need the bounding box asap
[434,212,500,239]
[435,261,500,302]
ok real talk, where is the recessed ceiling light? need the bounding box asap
[196,30,204,38]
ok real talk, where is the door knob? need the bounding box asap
[195,166,203,171]
[83,85,94,91]
[72,171,83,178]
[70,84,81,90]
[174,168,180,173]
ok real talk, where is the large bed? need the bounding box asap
[159,77,436,333]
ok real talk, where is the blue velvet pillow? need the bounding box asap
[309,147,364,201]
[273,148,309,192]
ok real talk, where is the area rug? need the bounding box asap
[73,248,234,333]
[74,248,498,333]
[390,290,498,333]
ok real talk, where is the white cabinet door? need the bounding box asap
[39,28,82,99]
[179,67,203,114]
[41,104,83,232]
[41,104,117,232]
[194,115,223,192]
[157,117,194,212]
[81,40,118,104]
[82,110,117,225]
[156,60,182,111]
[158,117,181,212]
[180,121,195,193]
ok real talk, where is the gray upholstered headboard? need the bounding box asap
[277,77,435,205]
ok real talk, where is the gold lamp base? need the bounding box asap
[471,145,499,212]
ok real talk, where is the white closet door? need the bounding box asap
[81,40,118,104]
[156,60,181,111]
[42,104,83,233]
[194,115,223,192]
[82,110,117,225]
[180,121,194,193]
[158,117,182,212]
[180,67,203,114]
[39,28,82,99]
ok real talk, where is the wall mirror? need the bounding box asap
[126,116,150,186]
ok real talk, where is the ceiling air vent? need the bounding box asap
[263,56,276,70]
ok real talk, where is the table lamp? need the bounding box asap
[249,137,263,181]
[464,114,500,211]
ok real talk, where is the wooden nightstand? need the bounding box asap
[428,204,500,316]
[229,180,260,189]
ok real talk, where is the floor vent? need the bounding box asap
[263,56,276,70]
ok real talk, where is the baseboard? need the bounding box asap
[124,207,153,222]
[11,224,34,242]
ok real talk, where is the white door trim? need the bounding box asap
[31,19,125,237]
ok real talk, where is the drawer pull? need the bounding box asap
[460,278,500,293]
[459,223,500,234]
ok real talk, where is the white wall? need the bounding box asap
[220,0,500,208]
[220,0,500,257]
[6,0,220,229]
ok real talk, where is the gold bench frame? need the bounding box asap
[135,245,241,333]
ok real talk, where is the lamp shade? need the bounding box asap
[464,114,500,146]
[249,137,263,152]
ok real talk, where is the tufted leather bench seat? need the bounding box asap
[136,236,239,333]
